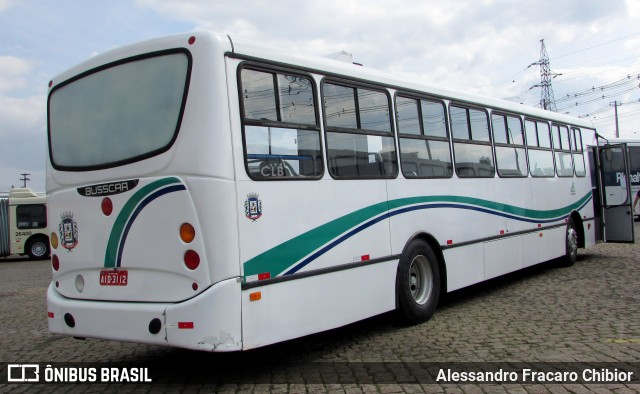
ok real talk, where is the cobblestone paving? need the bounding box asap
[1,224,639,393]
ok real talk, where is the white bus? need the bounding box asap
[46,32,634,351]
[0,188,49,259]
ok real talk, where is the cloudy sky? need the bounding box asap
[1,0,639,192]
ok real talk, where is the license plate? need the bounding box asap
[99,270,128,286]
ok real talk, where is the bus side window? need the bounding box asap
[450,104,494,178]
[492,113,527,177]
[572,128,586,177]
[526,119,555,177]
[240,66,323,180]
[323,81,397,179]
[16,204,47,229]
[396,95,452,179]
[554,124,574,177]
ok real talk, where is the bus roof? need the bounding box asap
[7,188,46,204]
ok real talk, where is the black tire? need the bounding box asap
[558,218,578,267]
[26,236,50,260]
[396,239,441,324]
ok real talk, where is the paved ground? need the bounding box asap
[1,224,639,393]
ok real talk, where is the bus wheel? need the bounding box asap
[396,240,440,324]
[559,218,578,267]
[27,236,50,260]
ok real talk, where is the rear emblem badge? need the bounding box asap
[59,212,79,251]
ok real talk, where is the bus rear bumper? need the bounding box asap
[46,277,242,352]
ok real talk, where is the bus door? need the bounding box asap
[0,197,9,257]
[593,144,635,242]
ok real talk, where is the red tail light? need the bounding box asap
[184,250,200,270]
[102,197,113,216]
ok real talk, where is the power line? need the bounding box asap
[550,32,640,61]
[556,74,640,104]
[557,86,640,112]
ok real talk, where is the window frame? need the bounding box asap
[16,204,47,230]
[449,103,495,178]
[525,118,556,178]
[322,78,398,179]
[571,127,587,177]
[491,111,528,178]
[395,92,453,179]
[238,62,324,181]
[552,123,575,178]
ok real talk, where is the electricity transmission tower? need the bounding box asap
[529,39,561,111]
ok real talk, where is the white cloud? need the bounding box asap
[0,56,35,93]
[0,94,45,133]
[0,94,46,192]
[628,0,640,17]
[0,0,16,12]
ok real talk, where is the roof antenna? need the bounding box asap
[19,173,30,188]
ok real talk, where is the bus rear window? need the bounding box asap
[48,50,191,170]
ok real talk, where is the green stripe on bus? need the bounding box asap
[104,177,182,268]
[387,192,593,220]
[243,192,592,277]
[244,200,390,278]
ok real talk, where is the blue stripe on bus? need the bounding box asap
[282,195,593,275]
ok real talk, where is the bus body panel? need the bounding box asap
[48,176,211,302]
[47,282,169,345]
[443,245,485,291]
[48,277,242,351]
[165,277,242,352]
[237,179,392,280]
[47,33,238,300]
[241,259,397,350]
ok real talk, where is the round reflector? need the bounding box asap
[51,232,59,249]
[188,36,196,45]
[52,255,60,271]
[102,197,113,216]
[75,275,85,293]
[180,223,196,243]
[184,250,200,270]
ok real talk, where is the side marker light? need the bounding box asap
[250,292,262,301]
